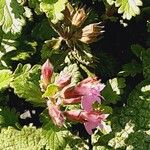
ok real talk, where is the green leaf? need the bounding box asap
[95,80,150,149]
[69,43,95,66]
[0,107,19,127]
[1,41,36,63]
[10,64,44,106]
[40,0,68,24]
[0,69,13,91]
[143,49,150,79]
[107,0,143,20]
[28,0,41,15]
[42,84,59,98]
[131,44,150,79]
[118,60,142,77]
[31,19,57,41]
[41,112,68,150]
[102,77,126,104]
[131,44,144,58]
[0,125,48,149]
[41,38,69,70]
[0,0,25,34]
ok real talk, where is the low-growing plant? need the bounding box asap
[0,0,149,149]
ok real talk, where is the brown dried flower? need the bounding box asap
[79,23,104,44]
[71,7,88,27]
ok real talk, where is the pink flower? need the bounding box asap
[64,110,108,135]
[55,72,71,89]
[47,100,64,127]
[63,77,105,111]
[41,59,53,88]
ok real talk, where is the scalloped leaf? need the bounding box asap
[0,0,25,34]
[0,107,19,127]
[0,125,48,149]
[107,0,143,20]
[40,110,89,150]
[10,64,44,106]
[131,44,150,79]
[40,0,68,24]
[0,69,13,91]
[41,112,68,150]
[119,60,142,77]
[94,80,150,149]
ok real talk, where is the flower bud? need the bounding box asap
[72,7,87,27]
[47,100,64,127]
[79,23,104,44]
[41,59,53,88]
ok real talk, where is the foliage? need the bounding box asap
[0,107,19,128]
[10,64,44,106]
[0,0,149,149]
[0,0,25,34]
[0,125,48,150]
[102,77,126,104]
[0,69,13,91]
[106,0,143,20]
[93,80,150,149]
[40,0,68,24]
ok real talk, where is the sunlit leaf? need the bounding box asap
[10,64,44,106]
[40,0,68,24]
[42,84,59,98]
[0,69,13,91]
[0,0,25,34]
[107,0,143,20]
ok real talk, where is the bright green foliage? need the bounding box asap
[0,107,18,128]
[94,80,150,149]
[102,77,126,104]
[43,123,67,150]
[40,0,68,24]
[0,0,25,34]
[107,0,143,20]
[40,111,89,150]
[42,84,59,98]
[131,44,150,79]
[0,69,13,91]
[10,64,44,106]
[0,125,48,150]
[41,112,69,150]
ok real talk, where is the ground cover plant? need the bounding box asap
[0,0,150,149]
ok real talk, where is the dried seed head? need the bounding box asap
[63,3,74,21]
[72,7,87,27]
[79,23,104,44]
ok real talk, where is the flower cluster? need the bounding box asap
[40,59,108,135]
